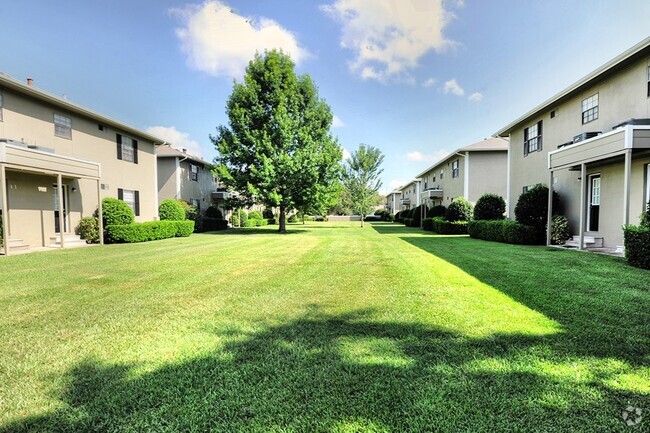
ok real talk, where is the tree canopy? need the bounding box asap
[342,145,384,227]
[211,50,342,232]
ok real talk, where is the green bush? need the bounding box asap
[640,201,650,228]
[263,208,274,219]
[394,211,401,222]
[623,225,650,269]
[202,218,228,231]
[474,194,505,221]
[267,218,277,225]
[514,184,560,231]
[288,214,298,223]
[178,200,198,220]
[99,197,134,226]
[422,217,434,231]
[468,220,539,245]
[386,213,394,222]
[430,217,468,234]
[248,210,263,220]
[427,205,446,218]
[403,218,413,227]
[242,219,257,227]
[76,216,100,244]
[445,197,473,222]
[206,205,223,219]
[159,199,186,221]
[255,218,269,227]
[231,209,248,226]
[105,220,193,243]
[551,214,571,245]
[411,204,428,227]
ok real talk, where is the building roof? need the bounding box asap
[0,72,165,144]
[385,190,402,198]
[494,37,650,136]
[156,144,211,165]
[414,137,508,178]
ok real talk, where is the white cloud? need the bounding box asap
[321,0,455,82]
[332,114,345,128]
[389,179,406,190]
[468,92,483,102]
[146,126,206,159]
[171,1,307,79]
[406,149,449,162]
[422,77,437,88]
[443,78,464,96]
[342,147,352,160]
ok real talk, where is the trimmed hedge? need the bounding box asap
[206,205,223,219]
[202,218,228,231]
[474,194,505,221]
[429,217,468,234]
[100,197,134,226]
[427,205,446,218]
[159,199,185,221]
[468,220,539,245]
[248,210,263,220]
[446,197,473,222]
[422,217,434,231]
[623,225,650,269]
[105,220,194,243]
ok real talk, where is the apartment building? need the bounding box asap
[0,74,163,254]
[157,144,218,214]
[415,137,508,208]
[399,180,420,211]
[496,37,650,250]
[385,190,402,215]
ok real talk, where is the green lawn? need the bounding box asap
[0,222,648,432]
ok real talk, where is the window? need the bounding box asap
[550,109,557,119]
[452,160,459,178]
[117,188,140,216]
[581,93,599,124]
[440,169,444,180]
[190,164,199,181]
[190,198,200,212]
[116,134,138,163]
[54,114,71,139]
[432,174,436,182]
[524,121,542,155]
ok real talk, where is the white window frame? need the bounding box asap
[54,113,72,139]
[581,93,599,124]
[121,136,135,162]
[452,160,459,178]
[122,189,136,213]
[524,121,542,154]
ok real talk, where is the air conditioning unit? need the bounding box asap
[572,132,601,143]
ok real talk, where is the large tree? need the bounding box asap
[342,145,384,227]
[212,50,342,232]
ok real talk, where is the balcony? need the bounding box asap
[212,191,230,200]
[421,188,443,200]
[400,198,410,205]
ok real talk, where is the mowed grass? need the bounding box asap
[0,222,648,432]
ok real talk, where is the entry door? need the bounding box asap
[53,185,68,233]
[588,175,600,231]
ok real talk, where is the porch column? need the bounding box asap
[97,179,104,246]
[579,164,586,250]
[1,164,9,256]
[546,170,553,246]
[57,174,65,249]
[623,149,632,226]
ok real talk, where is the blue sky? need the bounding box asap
[2,0,649,194]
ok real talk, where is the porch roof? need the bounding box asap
[548,126,650,171]
[0,140,100,179]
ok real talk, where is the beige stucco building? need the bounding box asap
[385,190,402,215]
[157,144,218,214]
[399,180,420,211]
[0,74,164,254]
[496,37,650,250]
[415,137,508,208]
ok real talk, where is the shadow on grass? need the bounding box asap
[399,235,649,366]
[200,227,308,235]
[369,222,423,235]
[3,310,642,432]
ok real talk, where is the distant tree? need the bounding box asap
[342,145,385,227]
[211,50,342,233]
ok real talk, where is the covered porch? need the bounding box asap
[546,124,650,250]
[1,140,103,255]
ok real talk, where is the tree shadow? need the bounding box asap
[3,310,644,432]
[369,222,423,235]
[399,235,649,366]
[200,228,308,235]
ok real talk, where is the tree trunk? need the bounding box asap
[360,214,364,228]
[302,215,305,225]
[279,205,287,233]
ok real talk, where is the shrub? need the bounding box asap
[267,218,277,225]
[427,205,446,218]
[468,220,539,245]
[394,211,401,222]
[202,218,228,231]
[255,218,269,227]
[231,209,248,226]
[263,208,274,219]
[411,204,428,228]
[77,216,100,244]
[314,215,327,222]
[623,225,650,269]
[288,214,298,223]
[159,199,186,221]
[105,220,193,243]
[422,217,434,231]
[206,205,223,219]
[178,200,198,220]
[551,214,571,245]
[474,194,506,221]
[514,184,560,231]
[430,217,468,234]
[99,197,134,226]
[446,197,473,222]
[640,201,650,228]
[248,210,263,220]
[386,213,395,222]
[403,218,413,227]
[242,219,257,227]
